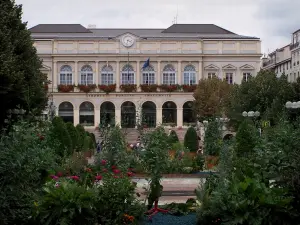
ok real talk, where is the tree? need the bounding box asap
[184,127,198,152]
[204,121,222,156]
[0,0,48,129]
[65,122,79,151]
[75,124,86,151]
[168,130,179,144]
[193,76,231,121]
[51,117,72,156]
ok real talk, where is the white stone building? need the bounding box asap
[30,23,261,129]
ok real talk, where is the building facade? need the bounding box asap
[30,24,261,129]
[262,29,300,82]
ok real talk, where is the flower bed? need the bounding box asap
[78,84,97,93]
[57,84,74,92]
[159,84,180,92]
[98,84,116,93]
[120,84,137,92]
[181,85,197,92]
[140,84,158,92]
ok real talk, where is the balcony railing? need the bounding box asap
[290,42,299,50]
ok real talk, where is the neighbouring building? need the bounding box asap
[262,29,300,82]
[29,23,261,130]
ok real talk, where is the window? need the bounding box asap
[162,64,176,85]
[101,65,114,85]
[183,65,196,85]
[225,73,233,84]
[142,65,155,84]
[80,65,93,85]
[59,65,73,85]
[208,72,216,79]
[243,72,252,82]
[121,64,135,84]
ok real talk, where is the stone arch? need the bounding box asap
[100,101,115,127]
[142,101,156,128]
[121,101,136,128]
[58,101,74,123]
[162,101,177,126]
[183,101,195,125]
[79,101,94,126]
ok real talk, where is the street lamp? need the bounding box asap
[242,111,261,136]
[285,101,300,109]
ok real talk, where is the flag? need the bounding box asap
[142,58,150,69]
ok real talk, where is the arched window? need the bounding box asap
[183,65,196,85]
[162,64,176,85]
[80,65,93,85]
[58,102,74,123]
[142,101,156,127]
[59,65,73,85]
[121,101,136,128]
[142,65,155,85]
[162,101,177,126]
[79,101,94,126]
[101,65,114,85]
[100,101,115,127]
[183,101,195,125]
[121,64,135,84]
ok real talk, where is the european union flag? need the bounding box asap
[142,58,150,69]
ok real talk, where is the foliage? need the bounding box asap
[168,130,179,145]
[203,121,222,156]
[89,132,96,148]
[184,127,198,152]
[75,124,86,151]
[65,122,79,151]
[83,135,92,152]
[0,122,58,225]
[235,119,258,157]
[161,199,197,216]
[193,76,231,120]
[0,0,48,129]
[50,117,73,156]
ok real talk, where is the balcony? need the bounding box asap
[290,42,299,50]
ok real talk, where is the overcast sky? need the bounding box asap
[16,0,299,54]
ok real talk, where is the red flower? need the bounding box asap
[111,165,117,169]
[101,160,107,165]
[56,172,63,177]
[102,168,108,173]
[113,169,121,174]
[95,175,102,181]
[127,172,134,177]
[50,175,59,180]
[70,175,79,181]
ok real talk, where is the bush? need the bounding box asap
[51,117,72,156]
[83,135,92,152]
[204,121,222,156]
[75,124,86,151]
[0,122,57,225]
[65,122,79,151]
[89,132,96,148]
[184,127,198,152]
[168,130,179,144]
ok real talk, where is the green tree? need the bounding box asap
[0,0,48,129]
[65,122,79,151]
[168,130,179,144]
[51,117,72,156]
[83,135,92,152]
[184,127,198,152]
[75,124,86,151]
[204,121,222,156]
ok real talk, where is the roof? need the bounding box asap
[29,24,92,33]
[162,24,235,34]
[29,24,259,40]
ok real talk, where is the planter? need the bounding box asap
[57,84,74,92]
[78,84,97,93]
[168,150,176,159]
[98,84,116,93]
[140,84,158,92]
[205,155,219,169]
[182,85,197,92]
[120,84,137,92]
[159,84,180,92]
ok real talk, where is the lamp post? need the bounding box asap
[242,111,261,136]
[285,101,300,122]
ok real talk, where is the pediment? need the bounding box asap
[222,64,237,70]
[204,64,219,70]
[240,64,255,70]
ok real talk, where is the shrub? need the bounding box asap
[89,132,96,148]
[204,121,222,156]
[0,122,57,225]
[83,135,92,152]
[65,122,79,151]
[168,130,179,144]
[184,126,198,152]
[75,124,86,151]
[51,117,72,156]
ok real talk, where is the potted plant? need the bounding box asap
[140,84,158,92]
[98,84,116,94]
[182,85,197,92]
[120,84,137,92]
[78,84,97,93]
[57,84,75,93]
[159,84,180,92]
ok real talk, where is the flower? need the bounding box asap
[113,169,121,174]
[127,172,134,177]
[95,175,102,181]
[113,175,119,179]
[111,165,117,169]
[50,175,59,180]
[85,168,92,172]
[101,159,107,165]
[56,172,63,177]
[70,175,80,181]
[54,182,60,188]
[102,168,108,173]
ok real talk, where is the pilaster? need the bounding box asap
[157,61,161,85]
[95,61,99,85]
[156,107,162,126]
[177,107,183,127]
[53,61,57,90]
[74,61,78,86]
[116,61,120,91]
[74,108,79,126]
[177,61,182,84]
[115,108,121,127]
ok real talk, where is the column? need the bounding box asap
[95,61,99,85]
[115,108,121,127]
[95,108,100,127]
[116,61,120,92]
[177,107,183,127]
[136,61,140,91]
[198,61,203,81]
[157,61,161,85]
[53,61,57,91]
[177,61,182,84]
[156,107,162,126]
[74,107,79,126]
[74,61,78,86]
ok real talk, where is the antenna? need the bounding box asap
[175,4,178,24]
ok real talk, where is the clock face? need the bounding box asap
[122,35,135,47]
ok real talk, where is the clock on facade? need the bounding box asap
[122,35,135,47]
